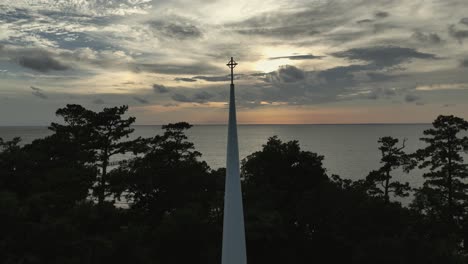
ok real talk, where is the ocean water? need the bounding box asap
[0,124,432,188]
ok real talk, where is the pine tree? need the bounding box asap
[413,115,468,222]
[50,104,139,207]
[365,136,411,202]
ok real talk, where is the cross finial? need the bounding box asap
[227,57,237,69]
[227,57,237,85]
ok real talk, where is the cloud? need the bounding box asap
[416,83,468,91]
[148,19,203,40]
[171,91,215,103]
[153,84,169,93]
[333,46,437,67]
[134,62,222,75]
[192,75,230,82]
[355,11,389,25]
[5,0,152,17]
[366,72,400,82]
[412,31,442,44]
[460,17,468,26]
[133,96,149,104]
[17,54,69,72]
[92,98,105,104]
[192,91,214,102]
[171,93,191,102]
[405,93,420,102]
[174,77,197,82]
[449,24,468,42]
[357,19,373,24]
[461,59,468,68]
[30,86,48,99]
[227,5,350,38]
[367,87,397,100]
[250,72,266,77]
[266,65,305,83]
[0,47,70,72]
[268,54,324,60]
[374,11,389,18]
[234,25,319,38]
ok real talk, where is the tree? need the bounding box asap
[109,122,220,263]
[0,137,22,192]
[90,105,138,207]
[365,136,411,202]
[50,104,140,207]
[241,136,330,263]
[412,115,468,223]
[112,122,216,219]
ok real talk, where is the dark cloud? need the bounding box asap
[333,46,437,67]
[163,103,178,107]
[367,87,396,100]
[412,31,442,44]
[317,64,367,87]
[268,54,324,60]
[227,5,351,38]
[250,72,266,76]
[30,86,48,99]
[461,59,468,68]
[375,11,389,18]
[0,46,72,73]
[366,72,400,82]
[356,11,388,25]
[193,91,214,102]
[134,63,221,75]
[133,96,149,104]
[171,93,191,102]
[148,19,202,39]
[171,91,215,103]
[405,93,420,102]
[460,17,468,26]
[153,84,169,93]
[266,65,305,83]
[193,75,230,82]
[234,26,319,37]
[17,54,69,72]
[357,19,373,24]
[174,77,197,82]
[449,24,468,42]
[92,98,105,104]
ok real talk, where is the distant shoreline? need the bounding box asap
[0,123,432,127]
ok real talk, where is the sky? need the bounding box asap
[1,0,468,125]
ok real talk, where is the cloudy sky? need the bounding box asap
[1,0,468,125]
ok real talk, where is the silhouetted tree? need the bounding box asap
[411,115,468,222]
[1,106,467,263]
[0,137,22,192]
[365,136,411,202]
[241,136,330,263]
[113,122,216,216]
[91,105,138,207]
[110,122,220,263]
[51,104,139,207]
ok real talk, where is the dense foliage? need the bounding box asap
[0,105,467,263]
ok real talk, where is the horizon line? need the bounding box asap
[0,122,432,127]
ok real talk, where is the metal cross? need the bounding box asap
[226,57,237,85]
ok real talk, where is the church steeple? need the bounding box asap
[222,57,247,264]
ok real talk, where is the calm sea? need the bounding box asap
[0,124,432,189]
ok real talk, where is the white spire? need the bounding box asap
[222,57,247,264]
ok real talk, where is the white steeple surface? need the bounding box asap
[222,57,247,264]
